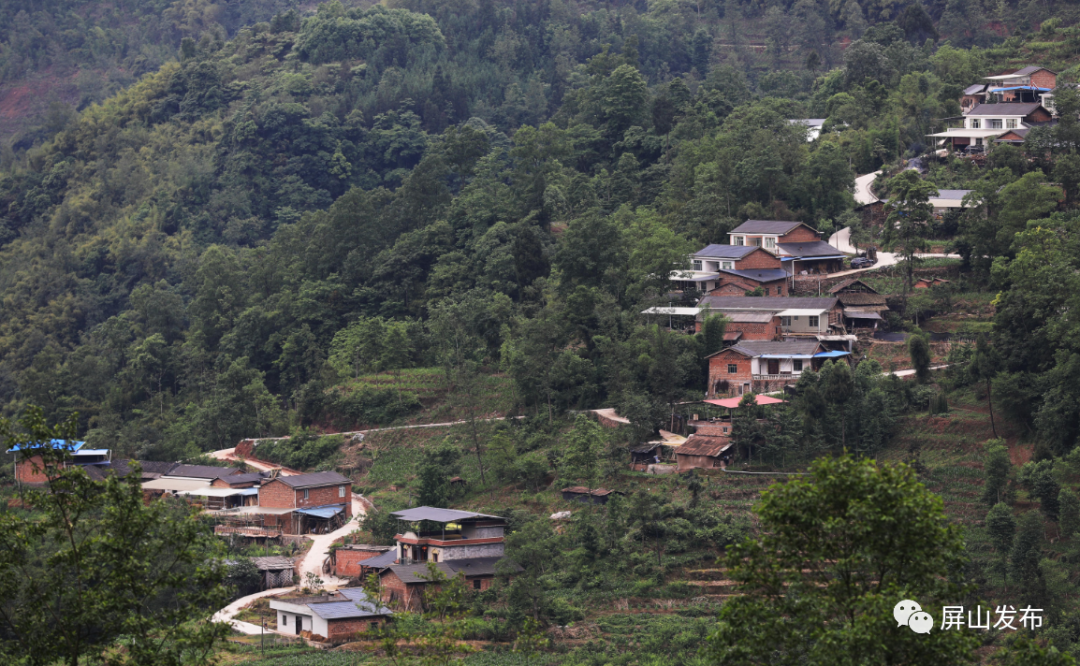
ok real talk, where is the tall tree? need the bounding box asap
[0,408,229,666]
[883,170,936,295]
[708,455,978,665]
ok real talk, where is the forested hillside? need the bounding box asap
[0,0,1079,469]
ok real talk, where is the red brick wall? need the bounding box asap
[1028,108,1053,123]
[259,479,296,509]
[15,456,52,484]
[335,549,385,578]
[1031,70,1056,90]
[733,248,782,270]
[297,484,352,518]
[727,320,780,341]
[707,352,753,397]
[326,617,384,641]
[779,226,820,243]
[709,280,756,296]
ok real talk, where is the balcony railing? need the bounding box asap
[753,374,799,381]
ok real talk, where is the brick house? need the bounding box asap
[706,339,837,396]
[270,588,390,643]
[258,471,353,534]
[695,311,781,342]
[390,506,507,564]
[379,558,520,609]
[333,544,394,578]
[672,244,787,295]
[697,296,847,335]
[728,220,820,249]
[727,221,845,275]
[9,440,111,486]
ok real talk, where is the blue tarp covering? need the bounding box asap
[295,504,346,519]
[7,439,86,453]
[814,350,852,358]
[989,86,1050,92]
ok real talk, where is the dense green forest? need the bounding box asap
[2,0,1080,464]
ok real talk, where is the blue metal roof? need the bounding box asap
[295,504,346,519]
[7,439,86,453]
[814,350,852,358]
[237,487,259,496]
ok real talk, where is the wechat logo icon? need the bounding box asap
[895,599,933,634]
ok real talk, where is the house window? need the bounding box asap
[781,316,791,326]
[727,364,737,374]
[473,579,482,590]
[304,489,310,500]
[692,259,702,271]
[370,622,379,631]
[970,119,981,129]
[339,485,346,498]
[749,238,762,246]
[764,237,776,249]
[988,119,1003,129]
[732,236,744,246]
[721,261,733,270]
[763,287,769,295]
[1007,119,1018,128]
[809,316,820,328]
[793,360,803,372]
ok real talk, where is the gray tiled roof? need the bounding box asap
[385,562,458,582]
[276,471,351,489]
[694,244,757,259]
[723,312,777,323]
[168,464,241,479]
[730,220,806,235]
[218,472,265,485]
[250,556,295,571]
[359,550,398,569]
[698,296,838,311]
[445,557,523,577]
[966,103,1044,116]
[729,340,823,356]
[777,241,845,258]
[1011,65,1053,77]
[964,84,987,95]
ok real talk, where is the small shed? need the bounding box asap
[629,443,662,467]
[560,487,623,505]
[675,435,734,472]
[251,556,296,589]
[334,544,394,578]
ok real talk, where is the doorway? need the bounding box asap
[767,359,780,374]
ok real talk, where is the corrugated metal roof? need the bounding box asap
[718,268,789,282]
[723,312,776,323]
[308,600,391,620]
[964,83,987,95]
[729,340,822,356]
[966,102,1044,116]
[142,478,213,492]
[295,504,346,519]
[7,439,86,453]
[699,296,838,311]
[676,435,732,457]
[730,220,806,235]
[391,507,504,523]
[250,556,295,571]
[276,471,351,489]
[217,472,265,485]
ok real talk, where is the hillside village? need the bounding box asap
[6,0,1080,662]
